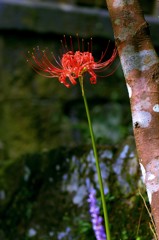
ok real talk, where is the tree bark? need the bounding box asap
[105,0,159,238]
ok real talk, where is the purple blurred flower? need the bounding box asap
[88,188,106,240]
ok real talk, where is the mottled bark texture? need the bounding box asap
[106,0,159,238]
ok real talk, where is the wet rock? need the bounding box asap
[0,138,153,239]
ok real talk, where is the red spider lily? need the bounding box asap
[27,37,117,88]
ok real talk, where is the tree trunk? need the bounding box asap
[105,0,159,238]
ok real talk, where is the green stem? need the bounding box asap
[79,76,111,240]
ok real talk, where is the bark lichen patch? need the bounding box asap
[113,0,134,8]
[132,110,152,128]
[145,159,159,203]
[114,19,121,25]
[153,104,159,112]
[126,83,132,98]
[140,162,146,183]
[147,173,155,181]
[120,45,158,76]
[115,25,134,42]
[134,97,151,111]
[140,162,153,203]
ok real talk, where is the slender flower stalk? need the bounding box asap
[79,76,110,240]
[88,187,106,240]
[27,36,116,240]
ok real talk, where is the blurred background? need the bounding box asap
[0,0,159,239]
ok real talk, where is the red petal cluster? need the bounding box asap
[28,41,117,88]
[60,51,97,87]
